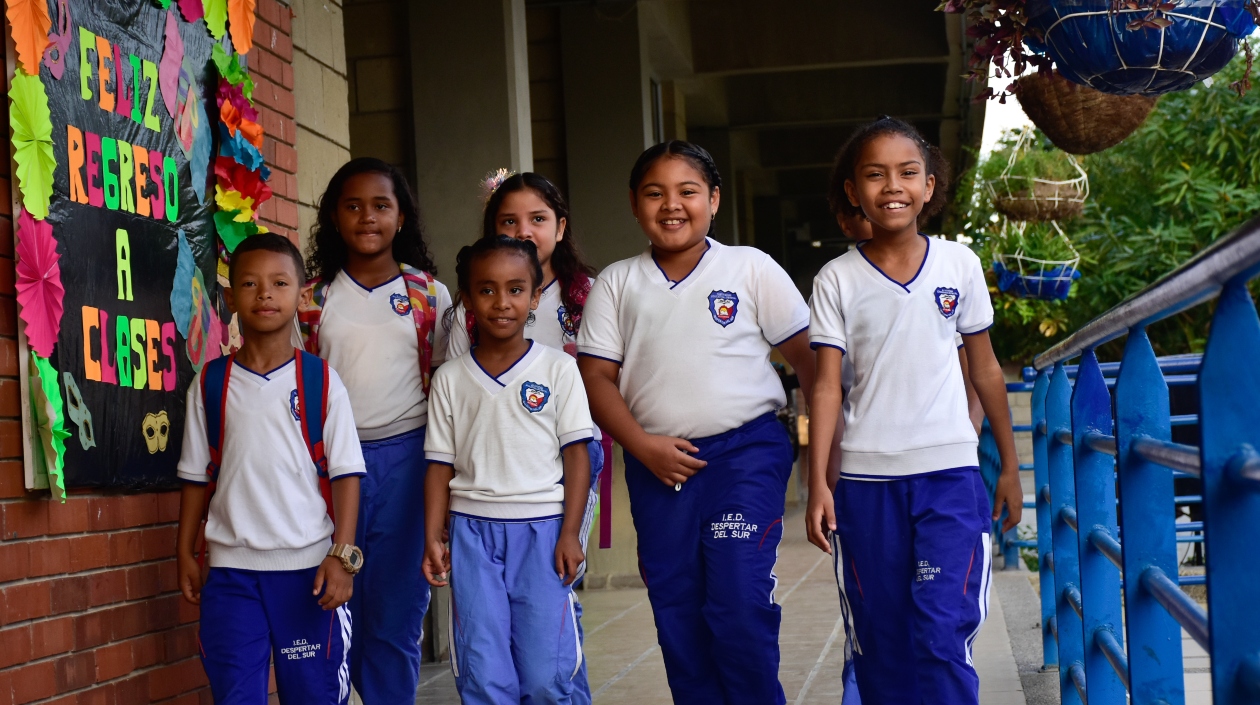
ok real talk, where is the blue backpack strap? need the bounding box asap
[294,350,334,521]
[197,354,233,568]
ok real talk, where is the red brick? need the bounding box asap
[176,594,199,625]
[125,564,161,600]
[0,299,16,339]
[0,671,11,705]
[76,683,117,705]
[162,694,203,705]
[0,262,13,297]
[111,603,148,640]
[280,2,292,33]
[68,534,109,573]
[0,624,31,667]
[112,674,148,705]
[132,632,163,669]
[157,559,179,593]
[3,580,51,624]
[47,497,90,535]
[257,198,278,224]
[148,658,208,701]
[140,526,177,561]
[0,464,23,500]
[277,199,299,230]
[87,497,124,531]
[1,499,49,539]
[31,615,74,659]
[54,650,95,693]
[157,492,180,523]
[88,568,127,607]
[28,538,71,577]
[0,217,12,258]
[163,624,198,662]
[150,594,179,631]
[108,530,142,566]
[94,641,133,681]
[74,610,110,649]
[0,337,17,376]
[0,541,29,583]
[49,575,90,615]
[0,382,15,421]
[0,180,11,217]
[10,660,55,703]
[256,0,280,27]
[44,697,75,705]
[120,494,159,528]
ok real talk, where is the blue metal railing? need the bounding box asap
[1007,216,1260,704]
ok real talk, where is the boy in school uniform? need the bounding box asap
[176,234,367,705]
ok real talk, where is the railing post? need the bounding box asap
[1048,361,1086,703]
[1031,369,1058,670]
[1199,278,1260,704]
[1071,350,1126,704]
[1115,327,1185,705]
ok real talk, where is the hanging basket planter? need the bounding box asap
[1024,0,1258,96]
[983,130,1090,222]
[991,222,1083,301]
[1015,69,1158,154]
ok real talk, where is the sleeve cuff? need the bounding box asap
[329,464,367,479]
[576,350,623,365]
[426,452,456,465]
[959,322,994,336]
[177,469,210,484]
[770,323,810,347]
[809,340,847,354]
[559,430,595,448]
[179,476,210,486]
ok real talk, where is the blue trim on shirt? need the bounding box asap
[772,325,809,347]
[426,459,455,467]
[561,436,595,450]
[233,357,295,381]
[471,340,535,387]
[960,323,994,336]
[855,234,931,292]
[343,270,403,293]
[577,352,622,366]
[450,511,565,524]
[181,478,210,486]
[839,465,980,481]
[652,240,712,289]
[810,342,847,354]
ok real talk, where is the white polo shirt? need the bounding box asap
[317,271,452,440]
[177,359,367,571]
[447,276,587,358]
[578,238,810,439]
[425,342,594,521]
[810,236,993,479]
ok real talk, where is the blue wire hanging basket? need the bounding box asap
[1024,0,1258,95]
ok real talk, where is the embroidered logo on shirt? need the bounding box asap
[707,290,739,327]
[289,389,301,421]
[934,287,960,319]
[520,381,551,413]
[389,293,412,316]
[557,305,577,337]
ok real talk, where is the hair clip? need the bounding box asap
[480,168,516,202]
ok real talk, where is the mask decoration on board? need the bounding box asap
[141,411,171,454]
[63,372,95,451]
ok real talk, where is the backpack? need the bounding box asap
[196,350,333,566]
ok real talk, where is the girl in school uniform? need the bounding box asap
[299,157,451,705]
[446,171,605,701]
[806,117,1023,705]
[423,236,594,704]
[577,140,816,705]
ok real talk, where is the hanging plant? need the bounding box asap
[980,129,1089,221]
[938,0,1053,101]
[991,220,1082,301]
[1014,69,1159,153]
[1024,0,1258,95]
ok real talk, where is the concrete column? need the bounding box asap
[410,0,533,279]
[560,3,653,269]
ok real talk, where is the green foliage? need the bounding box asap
[950,46,1260,365]
[978,133,1081,187]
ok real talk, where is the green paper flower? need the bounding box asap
[212,44,255,100]
[203,0,227,40]
[215,210,264,252]
[9,69,56,219]
[30,352,68,502]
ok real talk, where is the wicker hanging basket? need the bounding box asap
[992,221,1083,301]
[985,130,1090,222]
[1015,70,1158,154]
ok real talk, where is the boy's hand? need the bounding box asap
[806,489,836,554]
[993,468,1024,533]
[178,553,203,605]
[554,533,585,586]
[314,556,353,610]
[637,434,707,487]
[422,540,451,588]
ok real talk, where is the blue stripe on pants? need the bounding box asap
[199,567,352,705]
[447,515,586,704]
[349,427,430,705]
[625,412,791,705]
[570,438,603,705]
[834,468,991,705]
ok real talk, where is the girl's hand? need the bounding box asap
[177,553,203,605]
[554,534,585,586]
[993,468,1024,533]
[422,540,452,587]
[806,489,836,553]
[636,434,707,486]
[314,556,354,610]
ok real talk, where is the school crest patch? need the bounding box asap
[708,291,739,327]
[520,382,551,413]
[557,306,577,337]
[934,287,960,319]
[289,389,301,421]
[389,292,412,316]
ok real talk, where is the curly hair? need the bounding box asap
[482,173,595,322]
[827,116,951,223]
[306,157,438,282]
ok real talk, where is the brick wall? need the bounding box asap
[0,2,298,702]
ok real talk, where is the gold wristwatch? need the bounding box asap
[328,544,364,574]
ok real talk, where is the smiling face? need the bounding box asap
[495,188,565,271]
[335,172,403,258]
[844,133,935,236]
[227,249,305,336]
[466,249,542,344]
[629,156,720,254]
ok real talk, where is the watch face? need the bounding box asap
[347,548,363,569]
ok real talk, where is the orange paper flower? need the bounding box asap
[229,0,257,55]
[4,0,51,73]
